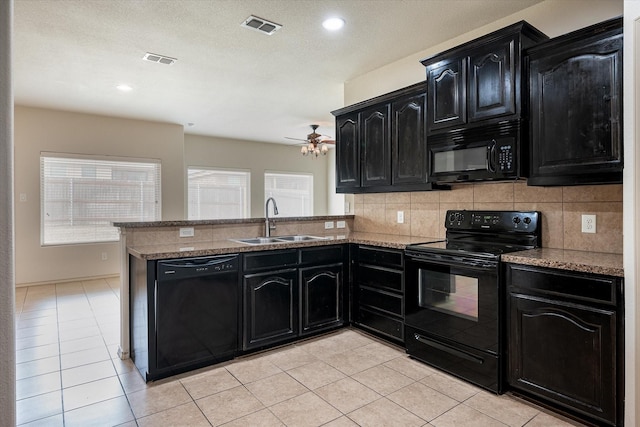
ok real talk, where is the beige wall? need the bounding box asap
[354,183,623,254]
[623,2,640,425]
[184,134,331,218]
[14,106,185,285]
[345,0,622,105]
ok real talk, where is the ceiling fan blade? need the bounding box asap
[285,137,308,142]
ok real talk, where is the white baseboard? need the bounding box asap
[16,274,120,288]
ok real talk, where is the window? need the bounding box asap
[41,154,161,245]
[264,172,313,217]
[188,168,250,220]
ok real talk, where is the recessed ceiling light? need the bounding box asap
[322,17,345,31]
[116,84,133,92]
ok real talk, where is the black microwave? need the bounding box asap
[428,123,524,183]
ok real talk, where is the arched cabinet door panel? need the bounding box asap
[243,268,298,350]
[299,263,343,335]
[506,263,622,426]
[427,59,466,132]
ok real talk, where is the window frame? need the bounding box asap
[187,166,251,220]
[40,152,162,246]
[264,171,314,218]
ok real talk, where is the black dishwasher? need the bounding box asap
[155,254,240,376]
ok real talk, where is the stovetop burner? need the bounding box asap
[406,210,541,258]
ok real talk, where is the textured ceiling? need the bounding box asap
[14,0,542,145]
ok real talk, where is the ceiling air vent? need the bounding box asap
[241,15,282,35]
[142,52,177,65]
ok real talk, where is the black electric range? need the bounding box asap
[404,210,540,393]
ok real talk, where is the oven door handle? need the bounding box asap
[406,255,497,271]
[413,333,484,365]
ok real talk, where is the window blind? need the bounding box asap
[264,172,313,217]
[41,155,161,245]
[187,168,250,220]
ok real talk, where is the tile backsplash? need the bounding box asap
[353,182,623,254]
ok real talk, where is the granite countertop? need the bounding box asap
[114,215,355,229]
[128,232,441,260]
[502,248,624,278]
[128,233,625,278]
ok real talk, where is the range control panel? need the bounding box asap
[446,210,539,233]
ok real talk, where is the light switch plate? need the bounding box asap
[397,211,404,224]
[581,214,596,233]
[179,227,195,237]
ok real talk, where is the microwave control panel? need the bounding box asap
[497,144,515,172]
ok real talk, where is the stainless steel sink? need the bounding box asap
[276,235,327,242]
[232,237,284,245]
[231,235,328,245]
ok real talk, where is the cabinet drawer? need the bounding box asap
[300,245,343,265]
[507,264,618,306]
[358,286,403,316]
[356,306,404,341]
[358,246,403,268]
[243,250,298,272]
[357,265,403,292]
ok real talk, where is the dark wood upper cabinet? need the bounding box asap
[468,35,516,121]
[427,58,466,131]
[361,104,391,187]
[332,82,437,193]
[392,92,427,185]
[335,113,359,190]
[527,18,623,186]
[421,21,547,134]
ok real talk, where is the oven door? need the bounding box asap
[404,253,500,354]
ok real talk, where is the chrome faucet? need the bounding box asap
[265,197,279,237]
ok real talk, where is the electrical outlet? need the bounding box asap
[101,252,108,261]
[179,227,194,237]
[324,221,335,229]
[336,220,346,229]
[581,214,596,233]
[397,211,404,224]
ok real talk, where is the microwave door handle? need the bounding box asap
[487,141,496,173]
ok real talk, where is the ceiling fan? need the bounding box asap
[286,124,335,157]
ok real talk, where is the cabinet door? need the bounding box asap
[392,92,427,185]
[427,58,466,132]
[243,268,297,350]
[335,113,360,190]
[361,104,391,187]
[509,293,617,425]
[468,35,516,121]
[300,263,343,335]
[528,31,622,186]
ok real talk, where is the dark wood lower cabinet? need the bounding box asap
[352,246,405,343]
[506,264,623,426]
[242,268,298,351]
[300,263,343,335]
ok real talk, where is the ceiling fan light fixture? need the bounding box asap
[322,17,345,31]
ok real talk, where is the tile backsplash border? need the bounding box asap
[353,182,623,254]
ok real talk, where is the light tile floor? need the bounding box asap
[15,279,586,427]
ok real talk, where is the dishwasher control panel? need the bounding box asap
[158,255,239,280]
